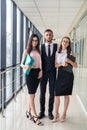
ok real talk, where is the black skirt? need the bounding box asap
[55,67,74,96]
[26,68,40,94]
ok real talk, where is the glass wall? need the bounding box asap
[16,8,21,92]
[0,75,1,108]
[23,16,26,50]
[6,71,12,101]
[16,68,20,91]
[6,0,13,102]
[6,0,13,67]
[0,0,1,108]
[22,16,26,85]
[70,13,87,111]
[0,0,1,69]
[16,8,21,64]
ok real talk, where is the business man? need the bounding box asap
[38,29,57,120]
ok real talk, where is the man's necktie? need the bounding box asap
[48,44,50,56]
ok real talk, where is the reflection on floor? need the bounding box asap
[0,85,87,130]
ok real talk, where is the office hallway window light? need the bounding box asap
[6,71,12,101]
[23,16,26,84]
[16,8,21,64]
[0,0,1,69]
[6,0,13,101]
[6,0,13,67]
[0,75,1,108]
[16,68,20,91]
[0,0,1,105]
[71,13,87,111]
[23,16,26,50]
[16,8,21,91]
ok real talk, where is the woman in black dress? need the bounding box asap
[21,34,43,126]
[52,36,78,122]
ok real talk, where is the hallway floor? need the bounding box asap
[0,85,87,130]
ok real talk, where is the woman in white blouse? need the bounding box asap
[52,36,78,122]
[21,34,43,126]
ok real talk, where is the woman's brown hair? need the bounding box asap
[58,36,72,54]
[26,34,40,54]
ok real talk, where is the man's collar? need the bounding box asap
[45,42,53,46]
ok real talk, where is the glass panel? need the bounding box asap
[23,73,25,85]
[23,16,26,50]
[23,16,26,85]
[29,29,32,38]
[74,39,84,65]
[0,74,1,108]
[0,0,1,103]
[28,21,30,36]
[0,0,1,109]
[0,0,1,69]
[6,70,13,101]
[73,14,87,112]
[16,67,20,91]
[16,8,21,64]
[6,0,13,67]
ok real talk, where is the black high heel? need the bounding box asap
[26,111,33,121]
[26,111,30,118]
[32,116,44,126]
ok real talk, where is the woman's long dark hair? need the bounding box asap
[26,34,40,54]
[58,36,72,54]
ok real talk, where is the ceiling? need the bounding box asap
[13,0,85,40]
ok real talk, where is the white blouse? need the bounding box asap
[30,50,42,69]
[56,49,67,64]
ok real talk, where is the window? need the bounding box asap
[23,16,26,50]
[74,39,84,65]
[16,8,21,64]
[29,29,32,38]
[0,74,1,108]
[71,13,87,111]
[6,0,13,102]
[0,0,1,104]
[0,0,1,69]
[6,0,13,67]
[16,67,20,91]
[23,16,26,84]
[6,70,13,101]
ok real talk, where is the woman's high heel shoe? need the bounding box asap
[52,113,60,123]
[32,116,44,126]
[60,114,66,122]
[26,111,30,118]
[26,111,33,120]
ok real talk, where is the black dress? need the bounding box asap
[55,67,74,96]
[55,52,75,96]
[26,68,40,94]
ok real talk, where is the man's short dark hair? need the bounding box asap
[44,29,53,34]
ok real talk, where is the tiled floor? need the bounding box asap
[0,85,87,130]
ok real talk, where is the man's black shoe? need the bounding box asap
[48,113,54,120]
[38,113,45,119]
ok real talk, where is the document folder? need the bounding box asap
[23,54,34,75]
[63,54,76,73]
